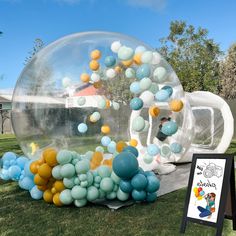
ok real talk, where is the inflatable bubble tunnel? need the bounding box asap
[0,31,234,207]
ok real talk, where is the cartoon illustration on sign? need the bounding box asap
[197,192,216,218]
[203,163,223,178]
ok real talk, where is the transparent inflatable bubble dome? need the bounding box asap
[12,31,194,162]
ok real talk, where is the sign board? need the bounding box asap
[180,154,236,236]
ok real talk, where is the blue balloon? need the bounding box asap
[155,90,170,102]
[101,136,111,146]
[120,180,133,193]
[123,146,139,158]
[30,186,43,200]
[161,121,178,136]
[8,165,21,180]
[78,123,88,133]
[113,152,139,179]
[130,82,141,94]
[104,56,116,67]
[131,174,148,191]
[170,143,182,153]
[130,97,143,111]
[24,160,34,178]
[107,141,116,153]
[147,144,160,156]
[136,64,151,80]
[162,85,173,97]
[19,176,35,190]
[146,176,160,193]
[2,152,17,162]
[16,156,28,170]
[146,192,157,202]
[132,189,146,201]
[0,169,10,180]
[200,190,205,196]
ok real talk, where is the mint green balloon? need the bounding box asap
[100,177,114,192]
[132,116,145,132]
[106,191,116,200]
[85,151,94,160]
[74,198,87,207]
[117,188,129,201]
[113,184,119,192]
[142,121,150,132]
[86,171,94,186]
[153,67,168,83]
[140,77,152,91]
[77,97,86,106]
[72,159,79,165]
[80,180,88,188]
[125,68,135,79]
[95,175,102,183]
[149,83,159,94]
[74,177,80,185]
[98,165,111,178]
[97,98,106,109]
[60,189,73,205]
[75,159,90,174]
[57,150,73,165]
[52,165,62,179]
[99,189,106,199]
[118,46,134,61]
[71,186,87,200]
[95,146,104,153]
[111,171,120,184]
[87,186,99,201]
[79,174,87,181]
[63,177,75,189]
[60,163,75,178]
[141,51,153,64]
[143,153,154,164]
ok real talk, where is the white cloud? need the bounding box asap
[126,0,167,11]
[0,88,14,95]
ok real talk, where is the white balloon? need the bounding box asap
[111,41,122,53]
[106,68,117,79]
[152,52,161,65]
[141,51,153,64]
[91,73,100,82]
[139,91,154,106]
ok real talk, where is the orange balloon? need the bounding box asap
[89,60,100,71]
[105,100,111,108]
[93,81,102,89]
[37,185,48,191]
[101,125,110,134]
[43,189,53,203]
[54,181,65,192]
[30,161,39,174]
[114,66,122,73]
[90,49,101,60]
[38,163,52,179]
[37,157,45,165]
[169,100,184,112]
[34,174,48,186]
[80,73,90,83]
[129,139,138,147]
[122,60,133,67]
[90,162,98,170]
[91,152,103,165]
[133,54,142,65]
[53,193,63,207]
[116,141,127,152]
[44,149,58,167]
[149,106,160,117]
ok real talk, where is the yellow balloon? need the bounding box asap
[43,189,53,203]
[38,163,52,179]
[90,49,101,60]
[169,99,184,112]
[101,124,110,134]
[53,193,63,207]
[197,196,203,200]
[129,139,138,147]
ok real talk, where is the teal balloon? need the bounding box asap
[161,121,178,136]
[100,177,114,192]
[113,152,139,179]
[146,192,157,202]
[104,56,116,67]
[146,176,160,193]
[60,163,75,178]
[123,146,139,158]
[57,150,73,165]
[132,189,146,201]
[136,64,151,80]
[98,165,112,178]
[60,189,73,205]
[74,198,87,207]
[111,171,121,184]
[162,85,173,97]
[130,81,141,94]
[130,97,143,110]
[63,177,75,189]
[87,186,99,201]
[106,191,116,200]
[30,186,43,200]
[170,143,182,153]
[75,159,90,174]
[120,179,133,193]
[132,116,145,132]
[80,180,88,188]
[52,165,63,179]
[117,188,129,201]
[140,77,152,90]
[131,174,148,191]
[153,67,167,83]
[71,186,87,200]
[144,171,156,177]
[155,90,169,102]
[118,46,134,60]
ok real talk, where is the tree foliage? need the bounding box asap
[159,20,222,93]
[219,43,236,99]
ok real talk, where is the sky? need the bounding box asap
[0,0,236,92]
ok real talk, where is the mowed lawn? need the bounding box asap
[0,135,235,236]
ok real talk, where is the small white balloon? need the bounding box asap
[140,91,154,106]
[112,101,120,110]
[141,51,153,64]
[152,52,161,65]
[111,41,122,53]
[91,73,100,82]
[106,68,117,79]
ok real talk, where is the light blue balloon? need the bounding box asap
[16,156,28,170]
[2,152,17,162]
[77,97,86,106]
[118,46,134,61]
[60,163,75,178]
[24,160,34,178]
[147,144,160,156]
[130,81,141,94]
[60,189,73,205]
[52,165,63,179]
[136,64,151,80]
[30,186,43,200]
[104,55,116,67]
[161,121,178,136]
[107,141,116,153]
[101,136,111,146]
[170,143,183,153]
[0,169,10,180]
[200,190,205,196]
[162,85,173,97]
[8,165,21,180]
[155,89,170,102]
[19,176,35,190]
[143,154,154,164]
[135,45,146,54]
[97,98,106,109]
[78,123,88,133]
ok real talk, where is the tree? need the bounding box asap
[0,110,10,134]
[219,43,236,99]
[159,21,222,93]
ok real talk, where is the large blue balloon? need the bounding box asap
[131,174,148,191]
[113,152,139,179]
[2,152,17,162]
[123,146,139,158]
[146,176,160,193]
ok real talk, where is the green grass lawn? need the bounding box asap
[0,135,235,236]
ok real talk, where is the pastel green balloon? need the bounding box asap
[113,184,119,192]
[132,116,145,132]
[141,51,153,64]
[79,174,87,181]
[74,198,87,207]
[71,186,87,200]
[118,46,134,61]
[77,97,86,106]
[94,183,100,188]
[74,177,80,185]
[87,186,99,201]
[95,146,104,153]
[161,145,171,158]
[63,177,75,189]
[111,171,121,184]
[91,111,101,121]
[100,177,114,192]
[143,153,154,164]
[86,171,94,186]
[117,188,129,201]
[85,151,94,160]
[149,83,159,94]
[125,68,135,79]
[99,189,106,199]
[95,175,102,183]
[140,77,152,91]
[153,67,168,83]
[75,159,90,174]
[57,150,73,165]
[59,189,73,205]
[106,191,116,200]
[80,180,88,188]
[52,165,62,179]
[142,120,150,132]
[98,165,112,178]
[60,163,75,178]
[97,98,106,109]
